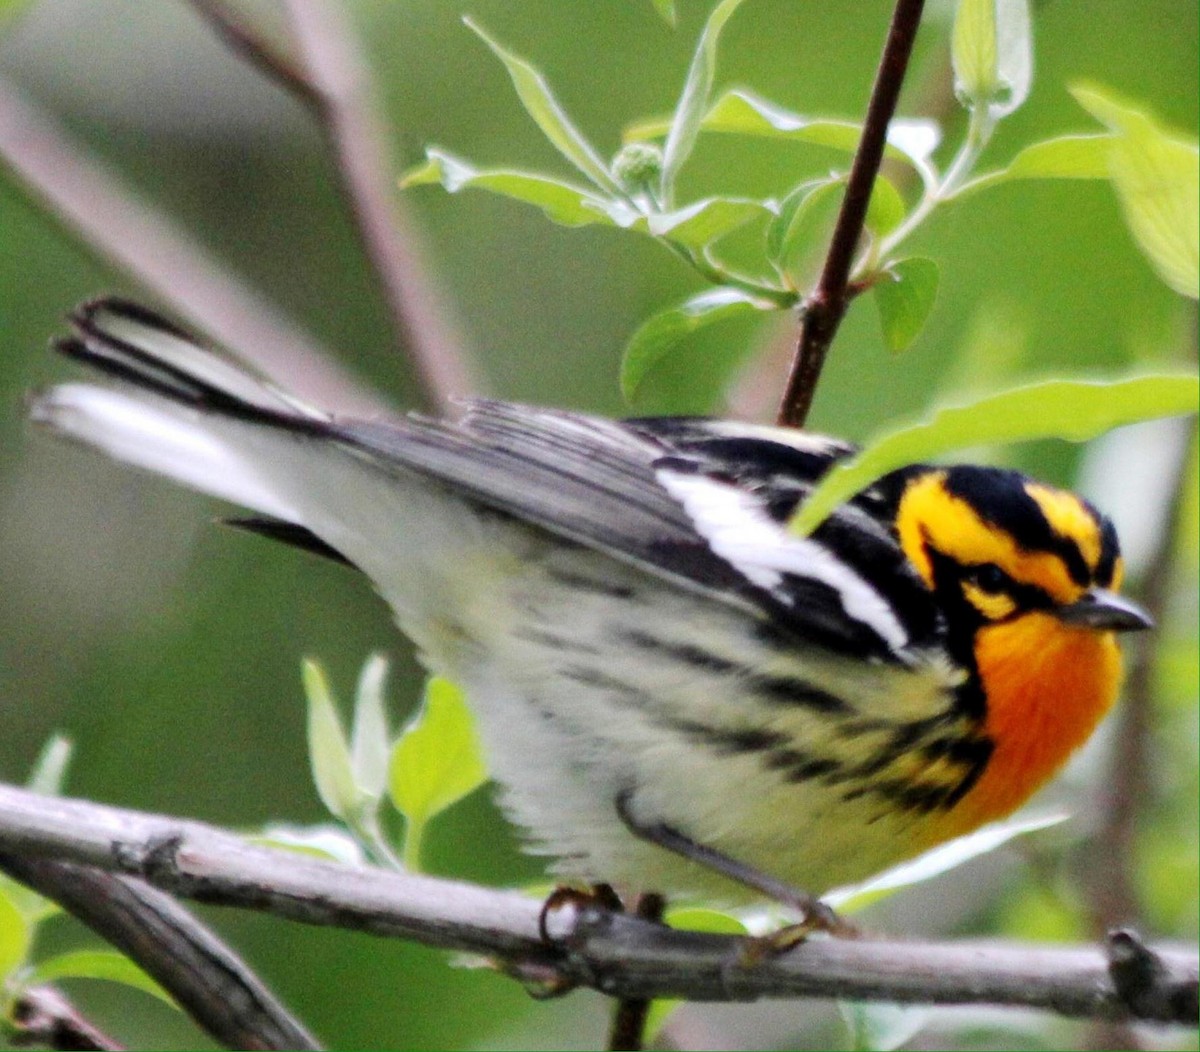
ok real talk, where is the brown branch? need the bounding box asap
[0,784,1195,1026]
[8,986,124,1051]
[187,0,321,109]
[0,77,390,418]
[776,0,926,428]
[280,0,476,414]
[0,854,321,1051]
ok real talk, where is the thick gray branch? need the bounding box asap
[1,785,1195,1025]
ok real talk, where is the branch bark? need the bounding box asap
[775,0,925,428]
[0,854,320,1051]
[0,784,1195,1026]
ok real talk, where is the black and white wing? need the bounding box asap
[33,298,940,665]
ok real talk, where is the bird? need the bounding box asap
[30,296,1152,917]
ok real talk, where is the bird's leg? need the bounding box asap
[614,790,857,947]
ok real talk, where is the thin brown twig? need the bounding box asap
[281,0,476,414]
[776,0,926,428]
[187,0,320,109]
[9,986,124,1051]
[0,853,321,1051]
[0,77,390,417]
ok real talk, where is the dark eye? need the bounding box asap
[968,563,1008,592]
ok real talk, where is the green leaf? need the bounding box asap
[1072,83,1200,298]
[389,676,488,832]
[464,19,620,195]
[351,655,390,801]
[664,906,749,935]
[767,177,846,285]
[644,196,771,249]
[631,90,936,168]
[864,175,906,238]
[25,734,73,797]
[952,0,1031,118]
[954,134,1114,199]
[790,373,1200,535]
[251,823,366,865]
[826,812,1068,912]
[660,0,747,203]
[0,886,31,982]
[872,256,939,353]
[401,149,611,228]
[620,287,776,402]
[29,950,178,1008]
[650,0,676,26]
[840,1001,930,1052]
[303,659,361,823]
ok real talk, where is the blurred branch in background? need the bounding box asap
[0,77,390,417]
[0,783,1196,1027]
[281,0,476,411]
[189,0,476,413]
[8,984,124,1052]
[776,0,925,428]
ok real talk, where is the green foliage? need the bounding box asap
[872,257,940,354]
[791,373,1200,535]
[302,658,361,824]
[407,0,1194,412]
[1072,84,1200,299]
[28,950,175,1007]
[390,676,488,872]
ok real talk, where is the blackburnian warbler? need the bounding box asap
[32,298,1151,913]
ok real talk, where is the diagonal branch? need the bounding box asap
[0,853,321,1051]
[187,0,321,109]
[0,78,390,417]
[0,784,1195,1025]
[776,0,926,428]
[281,0,476,413]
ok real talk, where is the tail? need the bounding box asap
[30,298,328,526]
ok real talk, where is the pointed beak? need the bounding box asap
[1057,589,1154,632]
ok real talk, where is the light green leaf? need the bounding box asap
[389,677,487,830]
[0,886,31,982]
[25,734,73,797]
[660,0,747,203]
[664,906,749,935]
[250,823,367,866]
[767,177,846,285]
[644,196,772,249]
[790,373,1200,535]
[650,0,676,26]
[952,0,1031,118]
[303,659,361,823]
[864,175,906,238]
[0,873,57,926]
[954,134,1113,199]
[464,19,619,194]
[401,149,610,228]
[1072,83,1200,298]
[872,256,939,353]
[630,90,935,168]
[29,950,177,1008]
[351,655,391,801]
[826,812,1068,912]
[840,1000,931,1052]
[620,287,777,402]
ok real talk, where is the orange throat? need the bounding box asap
[930,614,1123,842]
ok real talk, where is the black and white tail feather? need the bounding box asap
[32,298,970,900]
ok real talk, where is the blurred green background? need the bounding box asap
[0,1,1195,1049]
